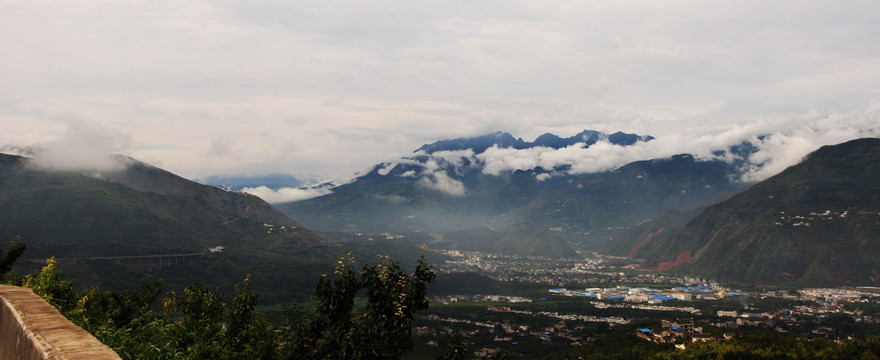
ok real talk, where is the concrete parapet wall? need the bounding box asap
[0,285,120,360]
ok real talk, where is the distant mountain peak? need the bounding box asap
[195,173,302,191]
[415,131,525,154]
[415,130,652,155]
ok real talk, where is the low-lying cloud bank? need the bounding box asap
[418,172,467,196]
[241,185,333,203]
[19,123,133,173]
[391,106,880,193]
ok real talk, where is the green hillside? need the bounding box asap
[0,154,332,298]
[0,154,324,257]
[516,154,740,249]
[438,223,579,258]
[602,209,694,258]
[601,188,747,258]
[643,138,880,286]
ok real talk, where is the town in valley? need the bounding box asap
[396,247,880,358]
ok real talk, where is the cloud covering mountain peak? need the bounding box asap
[368,114,880,197]
[415,129,653,155]
[254,106,880,203]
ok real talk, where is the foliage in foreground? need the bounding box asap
[14,250,436,360]
[7,243,880,360]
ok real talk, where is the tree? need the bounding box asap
[11,257,78,312]
[438,331,466,360]
[13,250,437,360]
[225,275,276,359]
[76,276,164,331]
[283,248,436,359]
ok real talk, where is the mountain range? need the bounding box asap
[2,131,877,289]
[278,130,745,248]
[414,130,654,154]
[277,132,880,286]
[195,173,303,191]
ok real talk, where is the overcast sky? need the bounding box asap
[3,0,880,182]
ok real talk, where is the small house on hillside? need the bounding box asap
[661,318,694,333]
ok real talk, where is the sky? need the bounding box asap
[3,0,880,185]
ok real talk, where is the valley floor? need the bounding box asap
[404,249,880,359]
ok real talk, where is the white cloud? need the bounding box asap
[418,172,467,197]
[460,104,880,182]
[734,107,880,182]
[372,194,408,203]
[28,122,132,172]
[475,139,667,176]
[427,150,476,168]
[478,146,542,176]
[401,149,475,196]
[2,1,880,181]
[241,186,332,204]
[739,134,815,182]
[376,162,397,175]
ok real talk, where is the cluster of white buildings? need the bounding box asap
[549,285,735,304]
[798,288,877,303]
[430,294,532,304]
[773,209,852,227]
